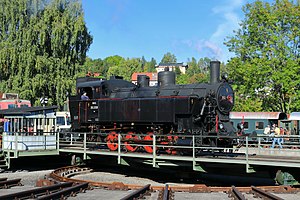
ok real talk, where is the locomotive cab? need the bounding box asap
[76,77,104,99]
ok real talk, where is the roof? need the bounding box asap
[131,72,158,81]
[0,99,30,103]
[157,62,188,68]
[0,93,18,100]
[230,112,287,120]
[0,106,58,115]
[288,112,300,120]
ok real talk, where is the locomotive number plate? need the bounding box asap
[90,106,98,109]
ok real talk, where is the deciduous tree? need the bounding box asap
[161,52,177,63]
[225,0,300,113]
[0,0,92,109]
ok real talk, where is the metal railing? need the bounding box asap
[58,132,300,172]
[1,131,58,158]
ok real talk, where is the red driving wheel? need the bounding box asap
[124,131,139,152]
[165,135,178,155]
[106,131,119,151]
[143,132,155,153]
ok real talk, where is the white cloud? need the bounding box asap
[212,0,243,14]
[209,0,244,61]
[177,0,244,61]
[179,39,223,60]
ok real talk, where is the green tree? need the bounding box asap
[176,73,189,84]
[184,57,211,83]
[0,0,92,109]
[225,0,300,113]
[198,57,211,74]
[144,57,157,72]
[81,57,104,77]
[186,57,199,76]
[161,52,177,63]
[107,58,143,81]
[103,55,125,78]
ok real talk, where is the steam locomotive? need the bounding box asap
[69,61,237,153]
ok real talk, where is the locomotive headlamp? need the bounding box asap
[219,123,224,129]
[221,73,228,81]
[227,95,233,103]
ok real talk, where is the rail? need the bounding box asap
[0,177,8,181]
[120,184,151,200]
[162,184,170,200]
[0,182,88,200]
[45,166,300,199]
[251,186,284,200]
[36,182,89,200]
[229,186,246,200]
[50,166,300,193]
[0,178,22,189]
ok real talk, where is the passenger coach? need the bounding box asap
[230,112,288,135]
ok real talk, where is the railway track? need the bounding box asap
[49,166,300,199]
[229,185,291,200]
[0,178,22,189]
[1,166,299,199]
[0,181,89,200]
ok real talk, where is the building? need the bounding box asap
[155,62,188,74]
[131,72,158,86]
[0,93,31,110]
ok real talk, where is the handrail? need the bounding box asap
[2,132,58,151]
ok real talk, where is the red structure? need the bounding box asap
[0,93,31,110]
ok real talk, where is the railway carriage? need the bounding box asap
[230,112,288,136]
[286,112,300,135]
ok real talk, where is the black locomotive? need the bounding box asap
[69,61,236,153]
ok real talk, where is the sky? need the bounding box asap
[81,0,259,63]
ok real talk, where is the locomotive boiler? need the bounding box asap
[69,61,236,153]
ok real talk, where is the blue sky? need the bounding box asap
[82,0,258,63]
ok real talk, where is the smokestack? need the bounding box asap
[137,75,150,87]
[210,61,220,84]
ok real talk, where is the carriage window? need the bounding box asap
[255,122,264,130]
[243,122,249,129]
[8,104,17,109]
